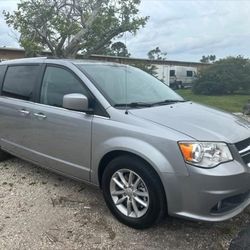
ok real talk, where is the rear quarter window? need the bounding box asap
[2,65,40,101]
[0,65,7,90]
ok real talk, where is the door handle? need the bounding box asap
[33,113,47,120]
[18,109,30,116]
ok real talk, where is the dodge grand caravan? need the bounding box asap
[0,57,249,229]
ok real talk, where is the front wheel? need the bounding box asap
[102,155,167,229]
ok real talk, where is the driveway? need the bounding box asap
[0,157,250,250]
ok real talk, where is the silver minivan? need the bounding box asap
[0,57,249,229]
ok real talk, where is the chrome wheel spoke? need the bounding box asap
[112,177,124,190]
[117,172,128,187]
[127,199,132,216]
[111,190,125,196]
[133,177,141,189]
[128,171,133,186]
[132,199,139,218]
[134,191,149,198]
[134,196,148,208]
[116,196,127,205]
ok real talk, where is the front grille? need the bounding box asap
[235,137,250,166]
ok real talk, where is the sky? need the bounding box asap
[0,0,250,62]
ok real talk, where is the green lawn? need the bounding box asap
[176,89,250,113]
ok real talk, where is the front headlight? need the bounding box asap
[178,141,233,168]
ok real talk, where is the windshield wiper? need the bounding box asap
[114,102,153,108]
[114,100,188,108]
[151,99,188,106]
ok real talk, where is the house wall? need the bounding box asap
[0,49,25,61]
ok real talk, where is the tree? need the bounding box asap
[102,41,130,57]
[110,42,130,57]
[4,0,148,58]
[147,47,167,60]
[200,55,216,63]
[193,56,250,95]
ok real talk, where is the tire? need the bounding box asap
[0,148,11,162]
[102,155,167,229]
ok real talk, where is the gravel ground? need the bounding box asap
[0,115,249,250]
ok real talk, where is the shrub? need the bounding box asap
[193,81,227,95]
[193,56,250,95]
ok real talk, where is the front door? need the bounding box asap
[28,65,93,181]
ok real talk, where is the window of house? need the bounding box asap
[186,71,193,77]
[170,70,175,77]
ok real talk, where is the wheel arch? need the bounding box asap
[98,150,168,219]
[98,150,165,193]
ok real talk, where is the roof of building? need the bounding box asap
[0,46,25,52]
[0,47,209,67]
[90,54,209,67]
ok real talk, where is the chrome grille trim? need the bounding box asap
[235,138,250,166]
[239,145,250,155]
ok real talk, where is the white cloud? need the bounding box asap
[127,0,250,61]
[0,0,19,47]
[0,0,250,61]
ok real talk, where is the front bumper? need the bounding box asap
[162,160,250,222]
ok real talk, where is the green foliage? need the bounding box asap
[147,47,167,60]
[101,41,131,57]
[200,55,216,63]
[193,56,250,95]
[4,0,148,58]
[110,42,130,57]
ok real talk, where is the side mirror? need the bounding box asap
[63,93,93,114]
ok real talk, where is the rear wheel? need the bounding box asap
[102,155,167,229]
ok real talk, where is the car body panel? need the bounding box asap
[129,102,250,143]
[0,58,250,224]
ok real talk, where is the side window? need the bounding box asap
[0,66,6,91]
[41,66,89,108]
[2,65,40,101]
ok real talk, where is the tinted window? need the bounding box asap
[2,65,40,100]
[0,66,6,77]
[0,66,6,88]
[41,66,89,108]
[187,71,193,77]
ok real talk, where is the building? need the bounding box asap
[0,47,26,60]
[0,47,209,87]
[0,47,51,60]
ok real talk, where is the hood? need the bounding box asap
[129,102,250,143]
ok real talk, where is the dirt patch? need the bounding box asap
[0,158,250,250]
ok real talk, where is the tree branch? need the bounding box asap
[64,0,103,57]
[87,25,130,55]
[34,27,55,54]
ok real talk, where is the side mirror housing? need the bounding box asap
[63,93,93,114]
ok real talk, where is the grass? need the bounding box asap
[176,89,250,113]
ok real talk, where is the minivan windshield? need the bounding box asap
[77,64,184,107]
